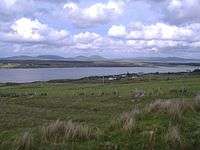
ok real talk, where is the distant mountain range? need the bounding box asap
[1,55,107,61]
[1,55,200,63]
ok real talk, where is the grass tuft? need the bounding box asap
[110,108,140,132]
[42,120,66,143]
[166,125,182,149]
[42,120,97,143]
[147,99,194,120]
[15,131,32,150]
[194,94,200,110]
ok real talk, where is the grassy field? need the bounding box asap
[1,74,200,149]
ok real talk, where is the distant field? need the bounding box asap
[0,59,200,68]
[1,74,200,149]
[0,63,19,68]
[0,60,149,68]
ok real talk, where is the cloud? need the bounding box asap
[11,18,45,41]
[128,22,195,41]
[109,22,200,42]
[0,0,17,9]
[126,39,188,52]
[33,0,75,3]
[1,20,200,57]
[1,0,200,58]
[108,25,127,38]
[72,31,127,54]
[137,0,200,24]
[0,0,64,23]
[72,30,187,54]
[106,22,200,55]
[73,32,101,44]
[4,17,69,42]
[166,0,200,23]
[0,0,34,14]
[72,32,103,50]
[63,0,126,27]
[0,17,71,55]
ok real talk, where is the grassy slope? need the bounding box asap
[0,75,200,149]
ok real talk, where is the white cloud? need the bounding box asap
[106,22,200,53]
[11,17,45,41]
[1,0,200,57]
[191,41,200,48]
[1,0,17,8]
[108,22,200,42]
[108,25,127,38]
[1,17,200,57]
[6,17,69,42]
[167,0,200,22]
[128,22,194,40]
[73,32,101,44]
[63,0,126,27]
[72,31,127,52]
[4,20,199,55]
[73,32,102,50]
[63,2,79,13]
[0,0,34,13]
[126,39,188,50]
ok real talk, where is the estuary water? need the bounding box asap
[0,66,197,83]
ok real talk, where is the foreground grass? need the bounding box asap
[1,75,200,149]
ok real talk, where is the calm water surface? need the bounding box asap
[0,66,197,83]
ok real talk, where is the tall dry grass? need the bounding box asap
[194,94,200,110]
[147,99,194,120]
[121,112,136,131]
[15,131,32,150]
[166,125,182,148]
[110,108,140,132]
[147,129,157,150]
[42,120,66,143]
[42,120,97,143]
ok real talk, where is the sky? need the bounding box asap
[0,0,200,58]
